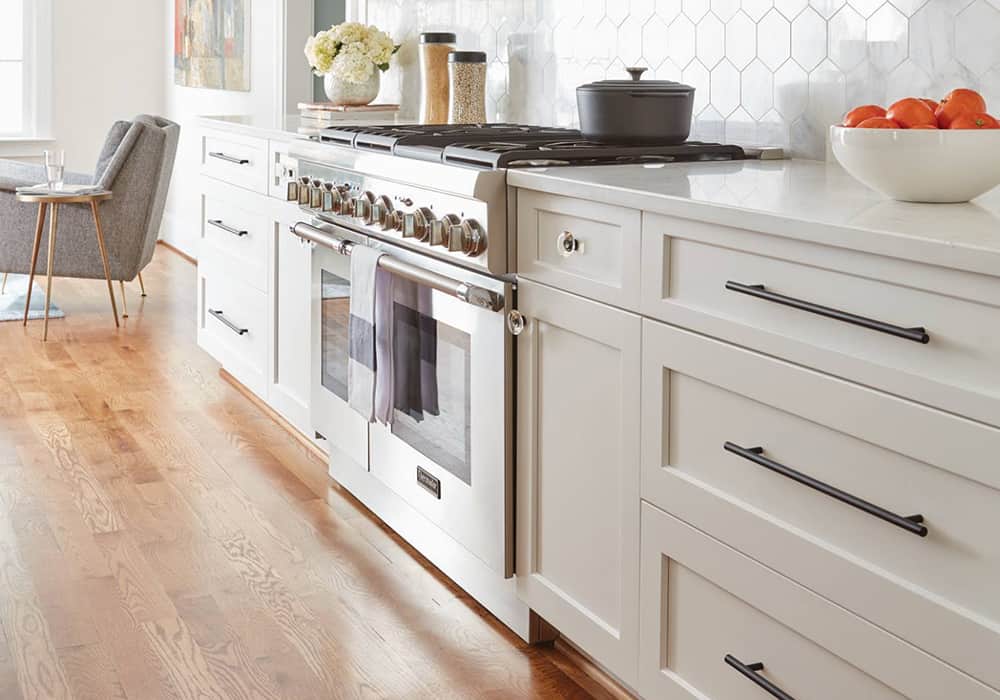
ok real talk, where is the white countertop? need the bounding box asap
[197,113,412,141]
[508,159,1000,278]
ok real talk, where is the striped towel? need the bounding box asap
[348,246,390,422]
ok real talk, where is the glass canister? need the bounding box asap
[448,51,488,124]
[419,32,457,125]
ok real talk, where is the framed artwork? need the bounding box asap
[174,0,250,91]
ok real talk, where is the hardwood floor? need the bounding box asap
[0,246,619,700]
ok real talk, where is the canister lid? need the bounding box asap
[448,51,487,63]
[420,32,457,44]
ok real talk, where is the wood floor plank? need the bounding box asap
[141,616,228,700]
[0,544,74,700]
[0,250,618,700]
[23,413,123,534]
[59,643,128,700]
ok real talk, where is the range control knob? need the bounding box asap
[297,176,311,205]
[388,210,405,231]
[403,207,435,240]
[430,214,460,247]
[308,179,324,210]
[372,195,395,230]
[460,219,487,257]
[352,191,376,223]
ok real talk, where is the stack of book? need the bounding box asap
[297,102,401,134]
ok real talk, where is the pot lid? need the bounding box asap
[577,66,694,94]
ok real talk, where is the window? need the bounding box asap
[0,0,51,137]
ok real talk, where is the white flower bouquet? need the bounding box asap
[304,22,400,84]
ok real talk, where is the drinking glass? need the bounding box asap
[44,150,65,191]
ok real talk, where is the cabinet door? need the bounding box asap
[515,279,641,686]
[268,203,312,433]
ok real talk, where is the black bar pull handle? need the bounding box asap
[208,151,250,165]
[724,655,797,700]
[208,309,248,336]
[725,281,930,344]
[207,219,248,237]
[724,442,928,537]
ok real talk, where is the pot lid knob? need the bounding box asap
[626,66,648,81]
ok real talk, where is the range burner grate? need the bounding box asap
[319,123,581,152]
[315,122,747,169]
[442,140,747,168]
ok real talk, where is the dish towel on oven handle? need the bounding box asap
[348,245,389,422]
[391,279,440,423]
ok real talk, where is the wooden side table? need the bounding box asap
[16,190,116,341]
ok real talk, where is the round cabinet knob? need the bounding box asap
[557,230,581,257]
[460,219,487,257]
[431,214,460,246]
[507,310,527,336]
[372,196,394,230]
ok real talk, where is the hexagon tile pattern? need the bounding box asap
[363,0,1000,158]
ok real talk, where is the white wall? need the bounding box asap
[51,0,166,172]
[159,0,314,257]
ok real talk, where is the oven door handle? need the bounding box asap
[292,222,504,312]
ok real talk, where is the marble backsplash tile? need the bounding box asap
[359,0,1000,158]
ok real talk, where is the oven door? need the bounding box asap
[310,221,371,469]
[365,238,515,579]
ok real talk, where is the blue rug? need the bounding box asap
[0,274,65,322]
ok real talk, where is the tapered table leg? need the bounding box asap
[23,203,47,325]
[90,200,119,328]
[43,203,59,341]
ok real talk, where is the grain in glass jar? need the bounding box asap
[418,32,456,125]
[448,51,487,124]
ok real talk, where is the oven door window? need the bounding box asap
[388,286,473,486]
[321,269,351,401]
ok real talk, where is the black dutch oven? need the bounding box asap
[577,67,695,144]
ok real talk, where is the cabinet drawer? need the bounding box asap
[198,259,268,398]
[201,190,269,293]
[641,213,1000,426]
[517,190,641,309]
[201,131,268,194]
[642,319,1000,689]
[639,503,996,700]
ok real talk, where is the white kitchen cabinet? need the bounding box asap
[515,279,641,686]
[640,317,1000,688]
[517,189,642,310]
[640,211,1000,427]
[638,502,998,700]
[268,202,312,434]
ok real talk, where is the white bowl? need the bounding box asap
[830,125,1000,203]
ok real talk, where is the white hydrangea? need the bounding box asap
[303,22,399,84]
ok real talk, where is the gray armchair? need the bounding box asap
[0,114,179,321]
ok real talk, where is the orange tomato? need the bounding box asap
[886,98,938,128]
[856,117,900,129]
[909,124,939,129]
[948,112,1000,129]
[919,98,939,112]
[936,88,988,128]
[842,104,886,127]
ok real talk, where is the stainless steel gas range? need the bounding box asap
[287,124,748,638]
